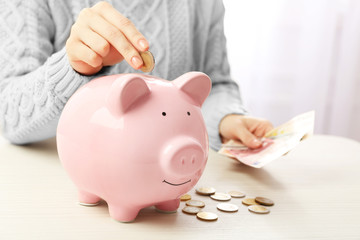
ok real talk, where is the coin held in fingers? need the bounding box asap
[140,51,155,72]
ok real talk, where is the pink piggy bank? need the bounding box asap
[56,72,211,222]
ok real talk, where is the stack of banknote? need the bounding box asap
[218,111,315,168]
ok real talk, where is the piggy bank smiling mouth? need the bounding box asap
[162,179,191,186]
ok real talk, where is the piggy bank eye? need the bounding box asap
[187,111,191,116]
[162,112,166,116]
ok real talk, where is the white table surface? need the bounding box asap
[1,135,360,240]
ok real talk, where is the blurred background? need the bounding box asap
[223,0,360,142]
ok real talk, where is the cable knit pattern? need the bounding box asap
[167,0,191,79]
[0,0,247,150]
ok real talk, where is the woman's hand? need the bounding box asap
[219,114,273,149]
[66,1,149,75]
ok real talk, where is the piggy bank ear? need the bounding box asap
[107,74,151,115]
[173,72,212,107]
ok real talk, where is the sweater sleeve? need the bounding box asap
[0,0,88,144]
[201,0,248,151]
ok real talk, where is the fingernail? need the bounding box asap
[252,138,262,146]
[131,56,143,69]
[138,39,148,51]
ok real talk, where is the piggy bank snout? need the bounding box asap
[161,137,205,177]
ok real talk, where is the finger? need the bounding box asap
[255,125,273,138]
[252,120,274,138]
[77,27,110,57]
[68,40,102,68]
[264,124,274,134]
[92,1,149,52]
[236,125,262,149]
[70,61,102,76]
[258,123,274,138]
[83,9,143,69]
[102,45,124,66]
[254,127,266,138]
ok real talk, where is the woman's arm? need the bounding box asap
[201,0,248,151]
[0,1,149,144]
[201,0,272,151]
[0,1,88,144]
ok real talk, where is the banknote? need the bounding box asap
[218,111,315,168]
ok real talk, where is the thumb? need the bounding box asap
[236,126,262,149]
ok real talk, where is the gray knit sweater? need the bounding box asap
[0,0,246,151]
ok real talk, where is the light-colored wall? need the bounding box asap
[223,0,360,142]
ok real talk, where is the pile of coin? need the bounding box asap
[181,195,217,221]
[180,186,275,221]
[241,196,274,214]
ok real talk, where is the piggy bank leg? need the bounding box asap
[155,199,180,213]
[78,190,101,206]
[108,203,140,223]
